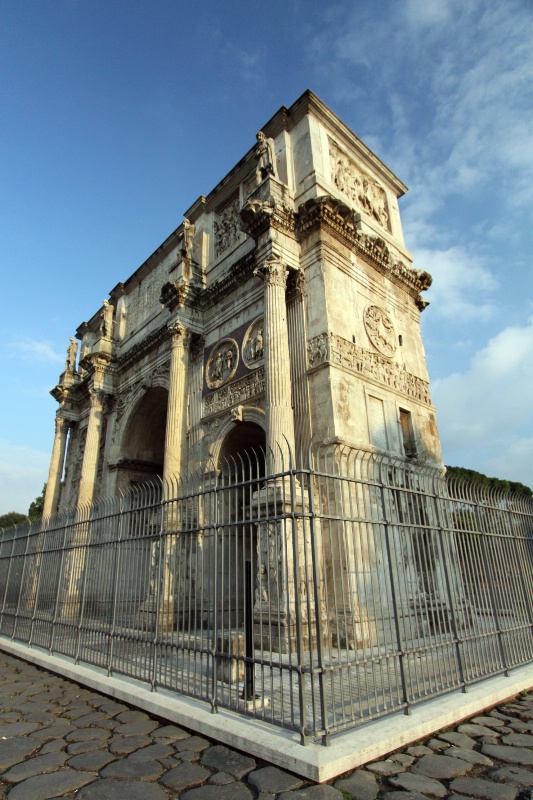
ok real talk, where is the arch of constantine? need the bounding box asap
[44,90,440,517]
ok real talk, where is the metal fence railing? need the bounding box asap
[1,444,532,744]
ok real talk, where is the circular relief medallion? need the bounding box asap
[364,305,396,358]
[242,317,265,369]
[206,338,239,390]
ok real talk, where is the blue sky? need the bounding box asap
[1,0,532,515]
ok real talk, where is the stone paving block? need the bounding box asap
[502,732,533,747]
[30,722,76,740]
[113,719,161,736]
[67,740,104,755]
[0,736,41,770]
[449,777,518,800]
[201,744,255,778]
[38,738,67,754]
[78,778,169,799]
[411,754,474,779]
[381,793,427,800]
[152,724,190,741]
[181,784,254,800]
[209,771,235,784]
[174,735,211,752]
[334,768,378,800]
[101,757,165,780]
[6,768,97,800]
[68,750,118,771]
[159,761,211,790]
[427,738,449,750]
[65,727,110,742]
[480,736,500,746]
[0,720,40,737]
[443,747,494,766]
[390,771,447,797]
[471,717,505,728]
[178,750,200,761]
[366,759,405,776]
[482,744,533,766]
[3,751,69,782]
[407,745,434,757]
[279,787,344,799]
[116,710,150,723]
[459,724,502,738]
[127,743,174,762]
[249,765,304,794]
[490,765,533,786]
[508,720,533,733]
[108,734,153,754]
[390,754,415,766]
[437,732,476,748]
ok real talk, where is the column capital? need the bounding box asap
[54,415,70,435]
[253,257,288,289]
[89,387,111,411]
[168,321,191,348]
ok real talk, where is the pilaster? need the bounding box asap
[43,416,70,519]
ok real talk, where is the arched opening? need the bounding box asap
[114,387,168,492]
[214,421,266,675]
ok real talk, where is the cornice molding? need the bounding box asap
[295,195,432,300]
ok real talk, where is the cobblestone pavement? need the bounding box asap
[1,653,533,800]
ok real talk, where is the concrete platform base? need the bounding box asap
[1,637,532,783]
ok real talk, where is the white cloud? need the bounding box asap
[432,319,533,487]
[0,441,49,517]
[415,246,498,320]
[6,337,63,365]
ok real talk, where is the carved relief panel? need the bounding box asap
[364,305,397,358]
[206,339,239,390]
[329,139,390,231]
[214,197,244,258]
[242,317,264,369]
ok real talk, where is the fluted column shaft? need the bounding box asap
[43,416,69,518]
[163,322,190,487]
[77,390,105,507]
[256,258,296,473]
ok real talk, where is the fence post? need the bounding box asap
[108,494,125,677]
[12,522,33,642]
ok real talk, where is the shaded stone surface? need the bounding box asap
[6,769,97,800]
[79,779,169,799]
[159,761,211,790]
[68,750,118,771]
[152,724,189,741]
[482,744,533,766]
[2,751,68,782]
[181,785,253,800]
[458,724,502,737]
[334,769,378,800]
[472,717,505,728]
[437,732,477,749]
[109,734,153,754]
[490,765,533,786]
[175,735,211,752]
[450,777,518,800]
[444,747,494,766]
[128,743,174,762]
[412,754,473,779]
[501,732,533,747]
[390,771,447,797]
[249,766,304,794]
[201,744,255,778]
[366,760,405,776]
[0,736,41,769]
[281,787,344,799]
[209,771,235,784]
[101,757,164,780]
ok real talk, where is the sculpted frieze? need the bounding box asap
[329,139,390,231]
[204,367,265,416]
[307,333,431,405]
[214,198,243,258]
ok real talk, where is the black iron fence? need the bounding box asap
[1,445,532,744]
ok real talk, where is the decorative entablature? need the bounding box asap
[307,332,432,407]
[295,196,432,302]
[116,324,171,371]
[239,178,296,241]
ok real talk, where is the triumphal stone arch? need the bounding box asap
[43,91,445,645]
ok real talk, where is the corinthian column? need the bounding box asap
[77,389,106,508]
[163,321,191,486]
[255,257,296,474]
[43,416,70,518]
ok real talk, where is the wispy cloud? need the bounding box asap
[432,318,533,486]
[6,337,64,365]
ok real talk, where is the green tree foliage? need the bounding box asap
[28,484,46,521]
[446,466,532,498]
[0,511,28,529]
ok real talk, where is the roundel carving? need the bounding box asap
[206,338,239,389]
[364,305,396,358]
[242,316,264,369]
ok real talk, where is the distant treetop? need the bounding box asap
[445,466,532,497]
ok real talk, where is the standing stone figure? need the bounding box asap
[66,337,78,371]
[100,299,114,339]
[255,131,276,184]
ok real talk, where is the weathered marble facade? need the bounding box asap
[44,90,442,517]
